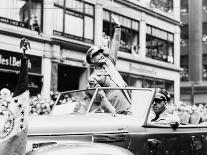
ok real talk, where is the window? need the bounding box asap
[53,0,94,43]
[103,10,139,54]
[149,0,173,14]
[146,25,174,64]
[181,0,188,14]
[203,55,207,81]
[181,24,188,47]
[180,55,189,81]
[203,0,207,13]
[202,23,207,43]
[54,0,64,6]
[0,0,43,32]
[65,11,83,37]
[54,7,64,32]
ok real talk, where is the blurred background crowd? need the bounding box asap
[166,102,207,125]
[1,87,207,125]
[0,88,57,116]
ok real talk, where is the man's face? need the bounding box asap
[152,98,166,115]
[91,52,106,64]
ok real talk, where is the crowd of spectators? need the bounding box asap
[1,87,207,124]
[166,101,207,125]
[0,88,56,116]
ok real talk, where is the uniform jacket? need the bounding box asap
[148,110,180,125]
[88,27,131,104]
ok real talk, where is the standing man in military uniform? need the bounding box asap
[86,15,131,114]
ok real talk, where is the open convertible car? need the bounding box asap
[26,87,207,155]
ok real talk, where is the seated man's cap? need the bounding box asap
[154,88,171,102]
[86,46,104,64]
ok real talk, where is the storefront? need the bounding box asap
[49,46,89,93]
[117,60,179,104]
[0,50,42,96]
[57,64,86,92]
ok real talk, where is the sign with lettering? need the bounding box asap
[128,63,157,77]
[0,50,42,74]
[0,16,28,28]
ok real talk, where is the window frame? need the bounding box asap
[53,0,95,43]
[146,24,174,64]
[102,9,140,54]
[0,0,43,31]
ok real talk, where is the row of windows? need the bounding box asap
[0,0,175,64]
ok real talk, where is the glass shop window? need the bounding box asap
[142,79,154,88]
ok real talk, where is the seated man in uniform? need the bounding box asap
[85,15,131,114]
[148,88,180,126]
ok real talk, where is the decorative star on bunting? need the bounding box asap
[21,111,24,116]
[20,118,24,122]
[18,104,22,109]
[14,99,18,103]
[20,125,24,130]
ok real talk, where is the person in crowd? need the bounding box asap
[148,88,180,126]
[189,105,202,124]
[30,15,41,34]
[85,15,131,114]
[176,105,190,125]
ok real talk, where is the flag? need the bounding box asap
[0,54,29,155]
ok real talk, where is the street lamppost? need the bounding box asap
[190,81,199,105]
[191,82,194,105]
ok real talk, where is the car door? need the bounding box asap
[145,124,207,155]
[28,113,131,151]
[145,125,192,155]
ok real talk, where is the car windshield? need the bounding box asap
[51,89,96,115]
[51,87,154,119]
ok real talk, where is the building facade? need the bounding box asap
[0,0,181,104]
[180,0,207,105]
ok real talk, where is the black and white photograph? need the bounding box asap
[0,0,206,154]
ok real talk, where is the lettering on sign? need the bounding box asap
[0,50,42,74]
[0,16,28,28]
[129,63,156,76]
[0,55,31,69]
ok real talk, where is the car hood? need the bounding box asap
[28,113,132,136]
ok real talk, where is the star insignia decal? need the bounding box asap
[20,125,24,130]
[14,99,18,103]
[21,111,24,116]
[20,118,24,122]
[18,104,22,109]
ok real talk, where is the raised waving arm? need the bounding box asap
[109,15,121,65]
